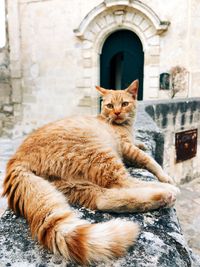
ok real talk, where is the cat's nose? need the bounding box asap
[114,111,121,116]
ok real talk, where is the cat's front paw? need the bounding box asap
[153,189,177,208]
[135,142,147,151]
[158,173,175,184]
[164,184,180,195]
[163,190,177,207]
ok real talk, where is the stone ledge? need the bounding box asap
[0,169,199,266]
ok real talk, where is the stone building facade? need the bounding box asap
[0,0,200,182]
[0,0,199,136]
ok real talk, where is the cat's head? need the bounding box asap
[96,80,138,125]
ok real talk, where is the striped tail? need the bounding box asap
[3,159,140,265]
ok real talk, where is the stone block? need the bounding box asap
[97,16,107,29]
[30,63,39,79]
[83,68,92,78]
[23,94,36,103]
[149,46,160,56]
[145,26,156,38]
[82,78,91,87]
[3,120,14,130]
[3,104,13,113]
[82,40,93,50]
[13,103,21,112]
[82,49,92,59]
[105,13,115,25]
[11,79,22,103]
[78,95,92,107]
[75,78,85,88]
[133,13,143,26]
[124,12,135,22]
[83,58,92,68]
[104,0,129,7]
[114,14,123,25]
[0,64,10,82]
[191,72,200,97]
[10,60,21,78]
[0,83,11,97]
[0,49,9,65]
[149,55,160,65]
[147,87,158,98]
[90,22,101,35]
[147,35,160,46]
[146,66,160,78]
[140,19,151,31]
[84,31,95,42]
[0,112,6,120]
[149,77,159,88]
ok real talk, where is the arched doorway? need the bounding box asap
[100,30,144,100]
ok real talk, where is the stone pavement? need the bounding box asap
[175,178,200,256]
[0,137,200,260]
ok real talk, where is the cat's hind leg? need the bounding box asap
[53,180,105,210]
[53,180,176,213]
[96,186,176,213]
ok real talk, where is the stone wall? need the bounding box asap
[0,46,13,137]
[0,0,199,137]
[145,98,200,184]
[143,0,200,99]
[0,0,23,138]
[0,0,200,137]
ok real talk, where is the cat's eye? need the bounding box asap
[122,101,129,107]
[106,103,113,109]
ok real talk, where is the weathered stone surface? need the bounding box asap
[175,177,200,256]
[0,64,10,82]
[0,83,11,98]
[0,169,199,267]
[144,99,200,184]
[3,104,13,113]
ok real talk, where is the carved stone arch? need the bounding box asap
[74,0,170,112]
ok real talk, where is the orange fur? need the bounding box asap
[2,80,179,265]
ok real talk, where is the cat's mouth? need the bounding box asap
[108,114,127,124]
[113,115,126,123]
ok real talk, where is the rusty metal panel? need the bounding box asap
[175,129,198,163]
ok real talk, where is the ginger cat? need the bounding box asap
[3,80,179,265]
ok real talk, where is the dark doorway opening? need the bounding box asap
[100,30,144,100]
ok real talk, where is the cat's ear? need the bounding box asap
[95,86,108,96]
[125,80,139,99]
